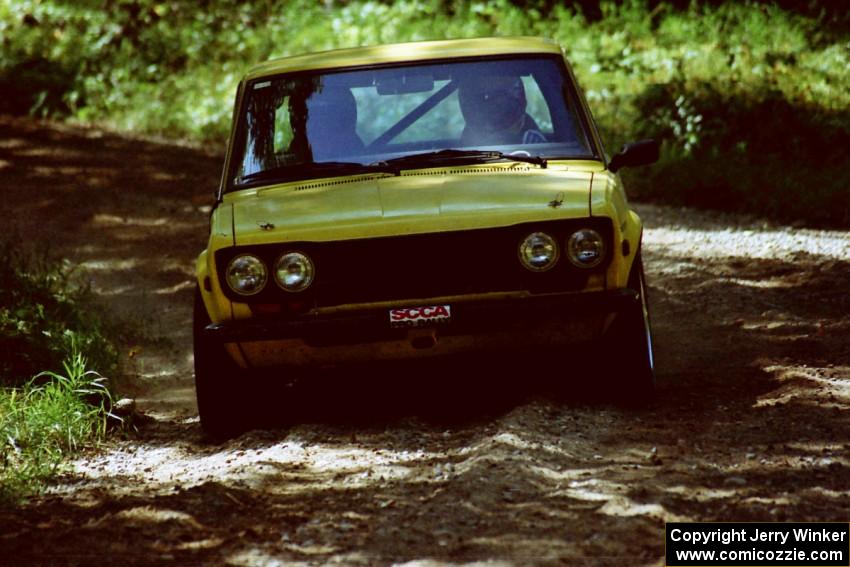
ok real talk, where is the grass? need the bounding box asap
[0,1,848,226]
[0,349,115,504]
[0,240,119,503]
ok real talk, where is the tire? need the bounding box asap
[605,254,656,405]
[193,288,246,439]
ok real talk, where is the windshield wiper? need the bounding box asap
[238,161,399,186]
[496,151,548,168]
[376,149,547,169]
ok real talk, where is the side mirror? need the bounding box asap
[608,139,660,173]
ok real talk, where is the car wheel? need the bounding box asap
[605,254,655,405]
[193,288,246,439]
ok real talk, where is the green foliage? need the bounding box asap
[0,349,115,503]
[624,79,850,225]
[0,239,119,502]
[0,240,117,388]
[0,240,119,503]
[1,0,848,225]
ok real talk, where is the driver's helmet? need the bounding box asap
[306,86,363,160]
[458,75,527,134]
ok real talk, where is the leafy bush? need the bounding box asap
[0,240,117,388]
[622,80,850,225]
[1,0,848,225]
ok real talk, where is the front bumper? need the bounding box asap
[203,289,639,349]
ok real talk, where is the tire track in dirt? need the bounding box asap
[1,116,848,566]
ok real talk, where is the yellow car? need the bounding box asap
[193,36,659,436]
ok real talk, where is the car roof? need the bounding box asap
[245,36,562,80]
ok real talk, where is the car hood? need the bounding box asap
[227,165,594,245]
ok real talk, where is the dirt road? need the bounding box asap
[1,115,848,566]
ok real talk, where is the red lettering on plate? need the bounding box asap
[389,305,451,326]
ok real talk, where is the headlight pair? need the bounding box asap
[518,229,605,272]
[226,252,314,296]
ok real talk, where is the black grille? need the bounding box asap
[216,219,612,307]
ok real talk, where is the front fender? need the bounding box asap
[590,171,642,289]
[196,249,233,325]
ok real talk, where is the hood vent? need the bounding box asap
[292,165,534,192]
[292,174,389,192]
[400,165,533,176]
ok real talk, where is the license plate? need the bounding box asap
[389,305,451,328]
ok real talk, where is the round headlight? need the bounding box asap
[226,254,267,295]
[275,252,315,292]
[518,232,559,272]
[567,229,605,268]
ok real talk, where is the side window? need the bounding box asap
[273,96,294,154]
[353,87,412,145]
[393,89,464,144]
[522,77,553,133]
[239,86,297,178]
[352,82,464,146]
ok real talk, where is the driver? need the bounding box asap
[458,75,546,146]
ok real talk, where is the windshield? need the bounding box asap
[229,56,596,189]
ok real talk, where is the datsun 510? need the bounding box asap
[193,37,659,437]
